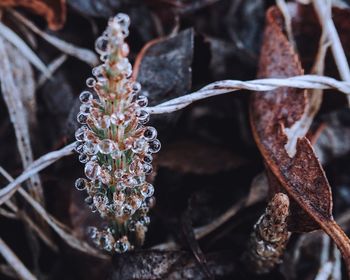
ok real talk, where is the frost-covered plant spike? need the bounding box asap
[74,13,160,253]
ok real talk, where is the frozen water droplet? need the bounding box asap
[75,178,87,191]
[114,13,130,28]
[94,115,111,129]
[79,153,89,163]
[84,130,97,142]
[139,216,150,225]
[88,226,98,239]
[90,155,98,162]
[86,77,96,88]
[137,95,148,107]
[113,191,125,205]
[140,183,154,197]
[95,36,109,55]
[74,141,84,154]
[101,163,112,172]
[131,197,142,211]
[114,239,129,253]
[123,204,133,216]
[92,65,107,83]
[111,149,122,159]
[79,91,93,103]
[143,127,157,141]
[98,139,115,154]
[116,181,127,191]
[114,169,124,179]
[128,220,136,231]
[84,161,101,180]
[146,196,156,208]
[85,196,93,205]
[100,53,108,62]
[137,109,150,124]
[90,204,98,212]
[116,58,131,76]
[143,163,153,174]
[133,174,145,186]
[132,82,141,93]
[75,126,87,142]
[126,175,137,187]
[129,160,143,174]
[105,238,116,252]
[77,112,88,124]
[121,43,129,56]
[80,103,91,115]
[148,139,161,153]
[123,203,135,215]
[110,113,125,125]
[83,141,98,155]
[131,138,147,154]
[99,169,112,185]
[104,242,113,252]
[143,154,153,163]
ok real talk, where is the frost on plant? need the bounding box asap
[74,13,160,253]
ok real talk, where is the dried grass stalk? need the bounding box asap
[10,10,99,66]
[0,37,43,204]
[0,237,37,280]
[146,75,350,114]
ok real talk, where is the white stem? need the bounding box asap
[146,75,350,114]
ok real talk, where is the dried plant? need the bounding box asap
[243,193,290,274]
[74,13,160,253]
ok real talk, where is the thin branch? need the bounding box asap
[313,0,350,104]
[0,37,44,203]
[146,75,350,114]
[0,21,50,77]
[0,207,17,219]
[152,198,246,250]
[9,10,99,67]
[0,264,17,279]
[0,237,37,280]
[37,54,67,88]
[194,198,245,239]
[0,143,75,205]
[0,167,107,259]
[276,0,296,48]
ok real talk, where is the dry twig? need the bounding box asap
[0,237,37,280]
[0,37,44,204]
[10,10,99,66]
[37,54,67,88]
[313,0,350,105]
[146,75,350,114]
[0,21,50,76]
[0,166,107,259]
[0,143,75,205]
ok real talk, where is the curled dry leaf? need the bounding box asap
[249,4,350,274]
[136,29,194,106]
[0,0,66,30]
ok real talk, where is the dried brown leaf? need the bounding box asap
[249,4,350,273]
